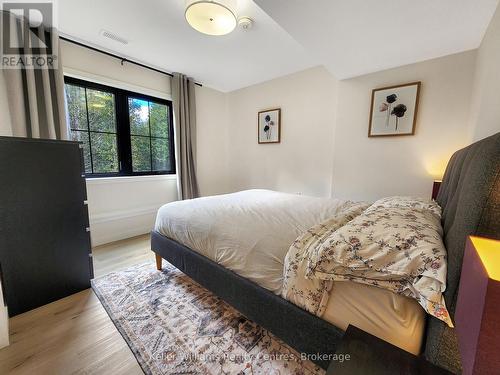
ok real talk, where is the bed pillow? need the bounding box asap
[306,197,452,327]
[368,196,442,216]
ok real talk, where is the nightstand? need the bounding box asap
[326,325,453,375]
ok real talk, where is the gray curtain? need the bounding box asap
[1,11,68,140]
[172,73,199,200]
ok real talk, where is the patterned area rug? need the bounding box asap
[92,261,324,375]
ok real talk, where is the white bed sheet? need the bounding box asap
[323,281,425,354]
[154,189,425,354]
[155,189,348,293]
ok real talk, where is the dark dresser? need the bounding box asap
[0,136,93,316]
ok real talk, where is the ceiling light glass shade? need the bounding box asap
[185,0,237,36]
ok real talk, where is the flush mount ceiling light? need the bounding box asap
[185,0,237,36]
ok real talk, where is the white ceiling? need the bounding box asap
[58,0,315,92]
[255,0,499,80]
[58,0,499,92]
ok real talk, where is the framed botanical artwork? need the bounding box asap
[258,108,281,144]
[368,82,421,137]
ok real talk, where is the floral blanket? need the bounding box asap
[282,201,370,316]
[282,197,453,327]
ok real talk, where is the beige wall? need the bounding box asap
[5,23,498,244]
[195,85,230,196]
[332,51,477,201]
[62,40,176,246]
[62,40,171,98]
[225,67,338,197]
[61,40,226,245]
[219,52,477,201]
[1,39,227,246]
[468,5,500,141]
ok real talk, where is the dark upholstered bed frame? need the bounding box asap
[151,132,500,373]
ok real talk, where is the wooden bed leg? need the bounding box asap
[155,253,162,271]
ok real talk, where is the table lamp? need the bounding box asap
[432,180,442,200]
[455,236,500,375]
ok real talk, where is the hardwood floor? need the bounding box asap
[92,234,152,278]
[0,234,153,375]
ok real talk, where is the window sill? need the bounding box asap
[86,174,177,185]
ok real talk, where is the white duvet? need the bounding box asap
[154,189,348,293]
[155,189,426,354]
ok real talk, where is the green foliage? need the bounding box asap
[150,102,169,138]
[131,136,151,172]
[91,132,118,173]
[87,89,116,133]
[65,83,171,175]
[152,138,170,171]
[128,97,170,172]
[129,98,149,136]
[66,84,86,130]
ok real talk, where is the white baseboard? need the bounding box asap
[91,225,152,247]
[89,205,161,246]
[90,205,160,225]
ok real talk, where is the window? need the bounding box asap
[64,77,175,177]
[129,98,172,172]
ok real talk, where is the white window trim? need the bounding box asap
[64,69,176,183]
[86,174,177,185]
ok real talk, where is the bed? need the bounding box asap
[151,132,500,373]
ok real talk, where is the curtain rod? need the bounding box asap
[60,36,202,87]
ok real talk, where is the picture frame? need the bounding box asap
[368,82,421,137]
[258,108,281,144]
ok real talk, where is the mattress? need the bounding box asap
[155,189,348,293]
[323,281,425,355]
[154,189,425,354]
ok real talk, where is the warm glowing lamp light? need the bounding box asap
[456,236,500,375]
[185,0,237,36]
[472,236,500,281]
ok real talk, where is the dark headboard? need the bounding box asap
[424,132,500,373]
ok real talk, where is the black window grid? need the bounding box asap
[129,99,170,172]
[68,86,119,175]
[64,76,175,178]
